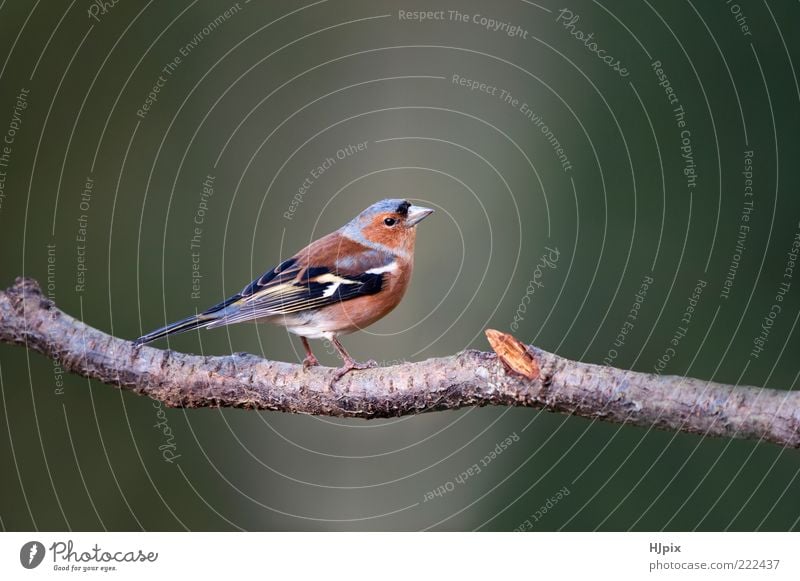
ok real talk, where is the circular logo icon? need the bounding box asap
[19,541,45,569]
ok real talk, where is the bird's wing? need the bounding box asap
[203,234,394,327]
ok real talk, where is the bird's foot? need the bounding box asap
[330,359,379,387]
[302,354,320,370]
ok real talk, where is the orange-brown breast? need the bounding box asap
[314,258,414,334]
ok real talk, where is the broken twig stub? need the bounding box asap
[485,329,540,380]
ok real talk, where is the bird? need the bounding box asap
[134,199,434,383]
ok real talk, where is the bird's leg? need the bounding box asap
[301,337,320,369]
[330,336,377,383]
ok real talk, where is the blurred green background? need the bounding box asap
[1,0,799,531]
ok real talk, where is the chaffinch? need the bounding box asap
[135,199,434,381]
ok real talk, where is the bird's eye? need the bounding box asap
[384,217,396,227]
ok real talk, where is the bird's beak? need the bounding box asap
[405,205,434,226]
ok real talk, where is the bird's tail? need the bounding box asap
[134,312,217,346]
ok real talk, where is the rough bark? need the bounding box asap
[1,277,798,448]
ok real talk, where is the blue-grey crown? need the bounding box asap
[358,199,410,219]
[342,199,410,239]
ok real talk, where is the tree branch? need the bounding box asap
[2,277,798,448]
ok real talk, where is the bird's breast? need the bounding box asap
[288,260,412,336]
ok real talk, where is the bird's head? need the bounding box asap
[344,199,434,254]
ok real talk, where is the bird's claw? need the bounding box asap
[329,359,379,387]
[302,354,320,370]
